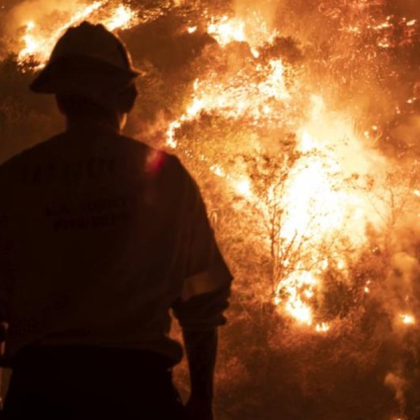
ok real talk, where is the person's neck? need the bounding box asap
[66,115,122,134]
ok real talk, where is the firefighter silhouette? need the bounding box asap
[0,22,232,420]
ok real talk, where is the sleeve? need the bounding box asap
[172,167,233,332]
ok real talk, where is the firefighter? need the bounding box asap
[0,22,232,419]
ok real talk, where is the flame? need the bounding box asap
[167,14,391,331]
[168,60,289,125]
[19,21,39,62]
[103,4,136,31]
[275,271,317,326]
[208,16,246,47]
[207,13,278,48]
[271,106,386,326]
[17,1,138,67]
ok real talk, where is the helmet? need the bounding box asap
[30,22,138,113]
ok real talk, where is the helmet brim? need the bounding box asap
[30,54,139,94]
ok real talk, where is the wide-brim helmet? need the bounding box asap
[30,21,139,113]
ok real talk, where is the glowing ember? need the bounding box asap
[315,323,331,333]
[399,314,415,325]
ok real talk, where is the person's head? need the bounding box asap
[30,22,138,132]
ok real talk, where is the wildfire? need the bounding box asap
[4,2,420,418]
[166,14,393,331]
[165,19,291,150]
[17,1,138,67]
[165,59,290,134]
[10,5,420,336]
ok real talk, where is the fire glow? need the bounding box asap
[17,1,138,67]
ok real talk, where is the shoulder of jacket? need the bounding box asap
[0,134,64,184]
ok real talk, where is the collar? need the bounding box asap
[66,117,121,135]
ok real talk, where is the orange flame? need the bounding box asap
[18,1,138,67]
[167,15,392,331]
